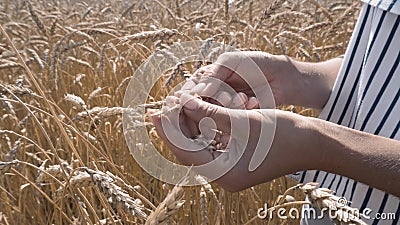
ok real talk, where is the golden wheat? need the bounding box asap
[0,0,359,224]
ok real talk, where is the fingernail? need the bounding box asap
[238,92,248,104]
[165,96,179,105]
[202,82,218,97]
[191,75,201,83]
[174,90,190,98]
[181,93,199,111]
[216,91,232,106]
[231,92,247,108]
[190,83,206,95]
[247,97,259,109]
[181,79,197,90]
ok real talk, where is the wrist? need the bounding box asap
[274,110,319,173]
[291,58,342,109]
[255,53,303,106]
[275,55,306,106]
[299,116,339,172]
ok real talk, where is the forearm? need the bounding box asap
[286,57,342,109]
[305,116,400,197]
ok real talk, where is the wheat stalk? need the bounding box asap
[121,28,180,43]
[145,181,186,225]
[199,187,208,225]
[0,160,19,174]
[0,83,41,98]
[300,182,368,225]
[57,168,148,219]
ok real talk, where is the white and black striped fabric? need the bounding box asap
[362,0,400,15]
[290,2,400,224]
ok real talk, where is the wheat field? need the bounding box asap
[0,0,359,224]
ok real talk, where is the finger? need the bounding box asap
[164,107,200,139]
[192,64,213,78]
[214,133,230,151]
[180,93,232,133]
[214,90,232,107]
[148,112,168,140]
[230,92,248,109]
[246,97,259,109]
[202,96,222,106]
[149,111,214,166]
[183,112,200,137]
[165,95,179,105]
[200,68,231,96]
[174,90,190,98]
[179,111,198,138]
[190,82,207,95]
[180,79,197,91]
[192,65,234,97]
[220,134,230,149]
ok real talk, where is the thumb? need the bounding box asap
[180,93,232,133]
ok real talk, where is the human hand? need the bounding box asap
[179,51,342,110]
[178,51,304,109]
[149,94,311,192]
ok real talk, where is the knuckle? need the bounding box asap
[219,52,240,61]
[205,105,218,119]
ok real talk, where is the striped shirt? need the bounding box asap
[363,0,400,15]
[290,1,400,224]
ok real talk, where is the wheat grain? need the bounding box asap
[165,61,186,87]
[275,30,312,47]
[300,183,368,225]
[61,40,88,54]
[5,138,22,161]
[0,93,17,120]
[72,106,142,121]
[36,161,73,183]
[199,187,208,225]
[88,87,105,101]
[306,0,333,21]
[121,28,180,43]
[49,18,57,35]
[194,37,214,70]
[64,93,87,109]
[0,83,40,97]
[0,61,21,69]
[57,168,148,219]
[25,0,47,35]
[270,11,310,22]
[301,21,332,32]
[27,48,45,69]
[327,2,359,35]
[0,160,19,174]
[145,182,185,225]
[0,0,360,224]
[252,0,285,34]
[89,169,148,218]
[80,46,100,57]
[67,56,95,72]
[73,73,86,87]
